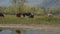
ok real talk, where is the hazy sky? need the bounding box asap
[0,0,59,7]
[25,0,43,5]
[0,0,43,6]
[0,0,11,6]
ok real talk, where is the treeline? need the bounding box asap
[0,5,45,15]
[47,7,60,15]
[0,0,60,16]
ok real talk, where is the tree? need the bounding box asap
[10,0,27,13]
[49,7,60,15]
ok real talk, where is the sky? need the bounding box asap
[0,0,11,6]
[24,0,43,6]
[0,0,60,7]
[0,0,43,6]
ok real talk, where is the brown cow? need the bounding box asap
[16,13,21,17]
[0,13,4,17]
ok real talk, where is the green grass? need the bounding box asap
[0,15,60,25]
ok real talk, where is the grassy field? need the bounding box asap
[0,15,60,25]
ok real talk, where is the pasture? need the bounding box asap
[0,15,60,25]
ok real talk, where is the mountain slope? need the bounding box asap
[38,0,60,7]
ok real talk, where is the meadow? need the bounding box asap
[0,15,60,25]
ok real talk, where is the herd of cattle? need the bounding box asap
[0,12,34,18]
[0,12,54,18]
[16,12,34,18]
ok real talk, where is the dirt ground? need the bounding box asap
[0,24,60,31]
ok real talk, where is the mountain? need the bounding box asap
[25,0,60,7]
[39,0,60,7]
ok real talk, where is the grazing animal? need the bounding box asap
[0,13,4,17]
[16,12,34,18]
[16,13,21,17]
[22,12,31,17]
[29,14,34,18]
[48,13,53,17]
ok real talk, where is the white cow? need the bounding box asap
[48,13,53,17]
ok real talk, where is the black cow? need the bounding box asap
[0,13,4,17]
[22,12,31,17]
[29,14,34,18]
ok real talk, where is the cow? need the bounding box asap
[16,12,34,18]
[22,12,31,17]
[22,12,34,18]
[48,13,53,17]
[16,13,22,17]
[29,14,34,18]
[0,13,4,17]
